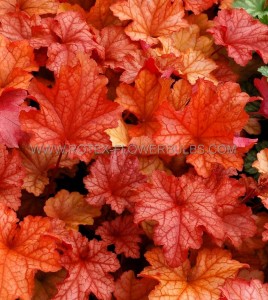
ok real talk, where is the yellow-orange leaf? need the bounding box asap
[253,149,268,173]
[105,119,130,147]
[0,0,59,16]
[168,79,191,110]
[141,247,246,300]
[111,0,187,45]
[159,24,213,57]
[20,146,78,196]
[44,189,101,230]
[176,49,217,84]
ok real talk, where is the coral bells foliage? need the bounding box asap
[1,0,268,299]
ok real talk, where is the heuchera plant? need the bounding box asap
[1,0,268,299]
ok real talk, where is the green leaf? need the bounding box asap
[256,140,268,152]
[244,149,259,176]
[259,14,268,24]
[245,100,261,113]
[233,0,268,19]
[258,66,268,77]
[244,140,268,177]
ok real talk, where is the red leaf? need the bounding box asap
[254,77,268,119]
[0,12,55,48]
[208,9,268,66]
[205,167,257,247]
[262,223,268,242]
[53,230,120,300]
[0,144,24,210]
[99,26,140,69]
[154,79,250,177]
[96,215,142,258]
[20,55,122,161]
[119,51,146,84]
[0,204,61,300]
[134,170,224,267]
[221,278,268,300]
[84,149,146,213]
[0,89,28,147]
[46,11,103,74]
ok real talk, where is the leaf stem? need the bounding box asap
[210,46,224,57]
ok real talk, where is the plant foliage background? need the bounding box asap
[0,0,268,299]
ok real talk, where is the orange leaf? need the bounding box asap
[208,9,268,66]
[0,204,61,300]
[111,0,187,45]
[134,170,224,266]
[0,0,59,16]
[0,144,24,210]
[114,270,157,300]
[84,149,146,213]
[187,13,214,35]
[219,0,233,9]
[20,146,78,196]
[87,0,122,30]
[116,69,172,138]
[20,55,122,161]
[141,247,246,300]
[154,79,250,177]
[54,230,120,300]
[168,79,191,110]
[96,215,142,258]
[44,189,101,230]
[62,0,95,11]
[33,269,67,300]
[58,2,87,16]
[184,0,218,15]
[0,35,37,93]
